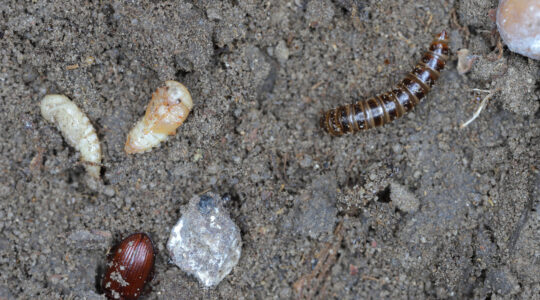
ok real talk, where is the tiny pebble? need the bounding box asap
[275,40,290,64]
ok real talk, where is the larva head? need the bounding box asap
[144,81,193,135]
[40,94,72,123]
[435,30,449,42]
[165,80,193,110]
[429,30,450,60]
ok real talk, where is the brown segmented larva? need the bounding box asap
[321,31,450,136]
[40,95,102,178]
[125,81,193,154]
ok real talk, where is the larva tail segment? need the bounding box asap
[125,81,193,154]
[321,31,450,136]
[40,94,102,178]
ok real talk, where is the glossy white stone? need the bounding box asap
[167,194,242,287]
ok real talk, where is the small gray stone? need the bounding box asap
[22,65,38,84]
[390,182,420,213]
[274,40,289,65]
[299,155,312,168]
[103,186,115,197]
[167,193,242,287]
[206,8,221,21]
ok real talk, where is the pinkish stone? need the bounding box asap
[496,0,540,60]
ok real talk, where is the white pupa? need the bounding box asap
[125,81,193,154]
[40,95,102,178]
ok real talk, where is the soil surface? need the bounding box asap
[1,0,538,299]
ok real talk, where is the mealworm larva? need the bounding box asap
[321,31,450,136]
[40,95,102,178]
[125,81,193,154]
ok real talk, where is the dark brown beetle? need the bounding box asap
[102,233,155,300]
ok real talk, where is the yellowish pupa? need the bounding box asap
[40,95,102,178]
[125,80,193,154]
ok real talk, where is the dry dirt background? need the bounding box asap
[1,0,539,299]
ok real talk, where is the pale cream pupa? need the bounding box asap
[125,81,193,154]
[40,95,102,178]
